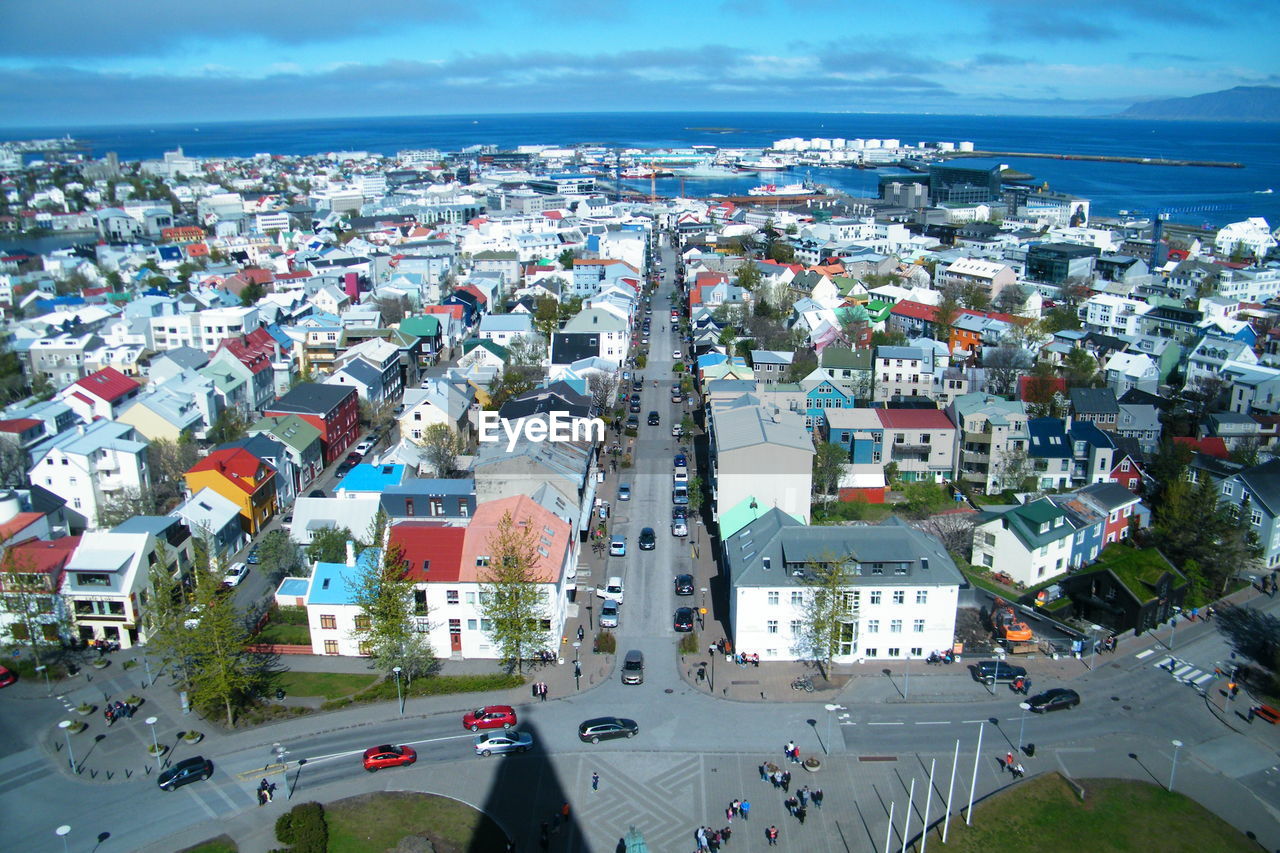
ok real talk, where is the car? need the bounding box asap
[972,660,1028,684]
[632,380,644,392]
[599,599,620,628]
[638,527,656,550]
[629,392,641,403]
[1028,687,1080,713]
[183,604,204,630]
[597,576,624,604]
[629,401,641,413]
[362,744,417,771]
[641,337,649,345]
[647,411,660,426]
[672,485,689,505]
[346,452,363,463]
[463,705,517,732]
[671,393,682,404]
[221,562,249,587]
[672,424,683,437]
[672,519,688,537]
[673,469,688,484]
[578,716,639,743]
[353,439,375,455]
[672,505,688,520]
[308,489,326,498]
[673,349,682,359]
[0,664,17,688]
[618,484,631,501]
[474,731,534,756]
[609,535,627,557]
[335,462,355,478]
[674,573,695,595]
[673,607,696,632]
[645,308,653,315]
[282,514,293,527]
[157,756,213,791]
[621,650,645,685]
[245,547,260,565]
[626,415,639,430]
[674,452,688,469]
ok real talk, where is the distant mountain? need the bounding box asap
[1118,86,1280,122]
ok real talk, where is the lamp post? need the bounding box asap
[1088,624,1101,670]
[903,653,911,700]
[823,704,846,756]
[393,666,403,716]
[1169,739,1183,792]
[145,716,162,772]
[142,654,153,688]
[699,587,708,630]
[1169,613,1178,650]
[35,664,50,696]
[1017,702,1031,754]
[55,825,70,853]
[57,720,76,772]
[572,641,582,690]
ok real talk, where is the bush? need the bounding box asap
[635,355,648,369]
[624,427,637,438]
[595,631,616,654]
[678,631,699,655]
[276,802,327,853]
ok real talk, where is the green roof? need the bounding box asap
[473,250,517,260]
[864,300,893,322]
[1095,545,1181,603]
[399,315,441,338]
[462,338,509,360]
[719,495,805,539]
[832,275,861,296]
[820,346,872,370]
[248,414,322,454]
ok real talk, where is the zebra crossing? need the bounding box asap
[1149,654,1217,686]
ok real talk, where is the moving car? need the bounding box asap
[609,535,627,557]
[647,411,660,426]
[221,562,249,588]
[596,576,625,604]
[632,380,644,392]
[621,650,645,685]
[578,716,639,743]
[638,527,656,550]
[362,744,417,771]
[0,664,17,688]
[463,705,517,732]
[673,607,696,632]
[1027,688,1080,713]
[157,756,213,791]
[245,547,259,565]
[599,599,620,628]
[673,573,695,595]
[618,484,631,501]
[474,731,534,756]
[971,661,1028,684]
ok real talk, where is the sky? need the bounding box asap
[1,0,1277,128]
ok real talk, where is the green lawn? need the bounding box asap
[255,621,312,645]
[271,671,379,700]
[326,791,507,853]
[935,773,1257,853]
[178,837,238,853]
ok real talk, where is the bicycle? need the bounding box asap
[791,675,815,693]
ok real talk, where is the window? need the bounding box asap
[916,590,928,604]
[888,647,901,657]
[465,591,476,604]
[1252,510,1263,526]
[890,619,902,633]
[866,619,879,633]
[319,615,337,630]
[767,591,779,605]
[790,591,804,606]
[1223,482,1234,497]
[789,620,802,635]
[323,640,339,654]
[864,648,877,658]
[869,590,881,605]
[1120,459,1130,472]
[476,555,490,567]
[354,615,370,630]
[446,590,460,605]
[913,619,925,633]
[911,646,923,657]
[892,590,904,604]
[767,620,779,634]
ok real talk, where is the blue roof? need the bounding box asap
[1069,420,1116,449]
[277,577,310,598]
[1027,417,1071,458]
[338,463,406,493]
[305,560,362,606]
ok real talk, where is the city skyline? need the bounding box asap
[1,0,1278,127]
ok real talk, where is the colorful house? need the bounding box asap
[184,447,279,535]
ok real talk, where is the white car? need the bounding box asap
[221,562,248,588]
[183,604,204,630]
[673,469,689,484]
[673,350,682,359]
[353,439,375,456]
[609,536,627,557]
[672,424,683,437]
[599,599,620,628]
[597,576,625,604]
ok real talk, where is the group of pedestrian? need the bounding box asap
[724,799,750,821]
[1100,633,1118,653]
[1010,676,1031,696]
[531,681,549,701]
[732,652,760,667]
[256,778,276,806]
[784,740,801,764]
[1003,752,1026,779]
[693,824,732,851]
[763,766,792,792]
[103,699,136,725]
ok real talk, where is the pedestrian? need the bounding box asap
[1013,763,1025,779]
[759,763,769,782]
[740,800,750,821]
[592,771,599,791]
[726,805,734,822]
[1231,682,1240,699]
[578,624,585,642]
[561,801,570,821]
[785,740,796,761]
[766,825,779,846]
[731,799,741,817]
[798,786,808,807]
[1005,751,1015,771]
[1205,606,1215,622]
[709,829,721,852]
[771,770,782,789]
[781,770,791,793]
[796,805,807,825]
[812,788,823,809]
[721,825,732,845]
[696,826,708,852]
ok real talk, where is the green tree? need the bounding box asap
[1145,437,1193,509]
[794,555,857,677]
[505,333,547,367]
[187,551,258,726]
[0,546,68,665]
[557,249,576,269]
[934,287,963,343]
[1153,475,1260,594]
[239,281,266,306]
[686,474,704,516]
[734,259,762,291]
[478,510,549,674]
[1215,604,1280,672]
[767,242,796,264]
[786,348,818,383]
[305,526,356,564]
[812,442,848,505]
[532,295,560,339]
[257,529,303,581]
[141,541,200,689]
[487,368,538,410]
[417,423,465,478]
[149,433,201,512]
[1062,347,1098,388]
[208,407,248,445]
[348,513,435,680]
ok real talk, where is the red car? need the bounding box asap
[361,744,416,772]
[0,665,15,688]
[463,705,517,732]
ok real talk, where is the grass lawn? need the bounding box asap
[271,671,379,700]
[326,791,507,853]
[255,621,312,645]
[177,836,238,853]
[935,773,1257,853]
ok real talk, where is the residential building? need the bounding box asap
[170,487,246,558]
[1069,387,1120,432]
[263,383,359,465]
[29,421,151,531]
[946,394,1030,495]
[58,367,142,422]
[117,369,220,441]
[183,447,279,535]
[1101,352,1160,396]
[971,497,1075,585]
[247,415,324,494]
[0,532,80,645]
[1078,294,1153,338]
[1219,458,1280,569]
[874,345,932,401]
[707,395,814,523]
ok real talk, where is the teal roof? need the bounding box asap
[719,495,805,539]
[400,315,441,337]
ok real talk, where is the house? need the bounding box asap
[247,415,324,494]
[1069,388,1120,432]
[459,339,510,373]
[1219,458,1280,569]
[473,435,594,520]
[971,497,1075,586]
[1074,481,1149,545]
[723,510,963,662]
[170,487,247,558]
[263,383,359,465]
[0,532,80,645]
[1078,294,1153,338]
[1101,352,1160,396]
[1185,334,1257,388]
[561,307,629,362]
[29,420,151,532]
[875,409,958,483]
[874,345,933,402]
[946,394,1030,495]
[117,369,220,441]
[936,257,1018,304]
[1116,394,1162,457]
[708,395,814,523]
[477,314,535,347]
[379,478,477,521]
[287,496,383,546]
[183,447,279,535]
[750,350,794,386]
[1056,545,1188,636]
[207,329,283,412]
[58,367,142,422]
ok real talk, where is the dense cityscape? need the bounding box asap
[0,124,1279,853]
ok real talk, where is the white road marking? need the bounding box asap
[183,785,219,819]
[301,733,472,765]
[1193,672,1215,685]
[867,722,903,726]
[914,721,949,725]
[1173,665,1196,678]
[1135,649,1156,660]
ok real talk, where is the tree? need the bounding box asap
[141,541,200,689]
[97,486,158,529]
[793,555,856,676]
[913,512,975,556]
[768,242,796,264]
[786,348,818,383]
[812,442,848,505]
[993,445,1035,492]
[1230,436,1263,468]
[186,552,258,726]
[0,546,67,664]
[898,482,951,518]
[586,372,620,418]
[487,369,538,410]
[505,333,547,367]
[306,526,355,564]
[347,512,435,679]
[934,286,963,343]
[1060,347,1096,389]
[208,407,248,445]
[686,474,704,516]
[1215,604,1280,671]
[1153,475,1259,594]
[257,529,303,581]
[1144,437,1193,508]
[0,440,28,488]
[557,249,576,269]
[983,345,1025,397]
[532,296,560,339]
[1023,361,1064,418]
[374,295,410,326]
[734,259,762,291]
[417,423,464,478]
[149,434,201,511]
[478,511,549,674]
[239,281,266,306]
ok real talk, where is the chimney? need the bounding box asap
[345,539,356,567]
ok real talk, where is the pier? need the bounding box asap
[938,150,1243,168]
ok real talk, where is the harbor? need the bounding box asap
[938,149,1244,168]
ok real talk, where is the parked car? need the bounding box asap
[621,650,645,685]
[672,518,688,537]
[308,489,326,498]
[673,607,696,632]
[671,392,682,404]
[673,349,682,359]
[245,547,259,565]
[596,576,625,604]
[618,484,631,501]
[626,415,639,430]
[971,661,1028,684]
[463,705,517,732]
[639,527,656,550]
[362,744,417,771]
[599,599,620,629]
[672,485,689,505]
[673,573,695,595]
[673,469,688,484]
[474,731,534,756]
[578,716,639,743]
[1028,688,1080,712]
[353,439,375,455]
[0,664,17,688]
[674,452,688,469]
[647,411,660,426]
[221,562,249,588]
[609,535,627,557]
[632,380,644,392]
[672,424,683,437]
[157,756,213,791]
[629,401,641,413]
[335,460,356,478]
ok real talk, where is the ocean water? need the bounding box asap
[6,111,1279,227]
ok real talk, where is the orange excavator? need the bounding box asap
[992,597,1034,643]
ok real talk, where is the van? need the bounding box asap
[622,650,645,684]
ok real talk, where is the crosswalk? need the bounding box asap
[1149,654,1217,686]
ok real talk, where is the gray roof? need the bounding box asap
[1235,459,1280,516]
[1069,387,1120,415]
[269,382,355,414]
[712,402,811,454]
[1075,481,1143,512]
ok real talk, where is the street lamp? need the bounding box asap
[1169,739,1183,792]
[903,653,911,700]
[823,704,846,756]
[35,664,50,696]
[145,716,162,772]
[966,721,986,825]
[1088,624,1102,670]
[1017,702,1031,754]
[1169,613,1178,650]
[55,825,70,853]
[57,720,76,772]
[572,641,582,690]
[699,587,708,630]
[392,666,404,716]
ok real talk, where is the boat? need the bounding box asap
[673,160,753,179]
[747,183,812,197]
[739,155,791,172]
[1256,188,1274,194]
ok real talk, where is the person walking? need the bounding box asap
[785,740,796,762]
[1005,752,1015,771]
[759,762,769,782]
[781,770,791,793]
[1013,762,1026,779]
[740,800,750,821]
[797,786,808,807]
[796,805,807,825]
[721,825,732,845]
[766,825,779,846]
[592,771,599,791]
[812,788,823,809]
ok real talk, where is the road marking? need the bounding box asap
[1193,672,1215,685]
[914,721,949,725]
[867,722,904,726]
[183,785,219,819]
[301,733,472,766]
[1135,649,1155,660]
[1154,656,1174,669]
[961,720,988,724]
[1173,665,1196,678]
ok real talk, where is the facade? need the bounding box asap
[873,346,932,401]
[707,396,814,524]
[263,383,359,465]
[946,394,1030,494]
[28,420,151,531]
[971,497,1075,586]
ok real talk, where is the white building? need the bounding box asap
[971,498,1074,587]
[707,395,814,524]
[149,305,263,354]
[29,420,151,531]
[1215,217,1277,260]
[1078,294,1154,338]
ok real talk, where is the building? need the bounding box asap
[873,346,932,402]
[723,510,962,662]
[1025,243,1100,286]
[29,421,151,531]
[708,396,814,523]
[928,164,1001,204]
[58,367,142,422]
[263,383,359,465]
[183,447,278,535]
[971,497,1075,586]
[946,394,1030,495]
[0,532,80,646]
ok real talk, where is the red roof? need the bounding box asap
[391,523,466,583]
[215,327,282,375]
[458,284,488,305]
[1,535,80,587]
[542,210,564,220]
[876,409,955,430]
[891,300,939,322]
[187,447,271,492]
[1174,436,1230,459]
[1017,375,1068,401]
[0,513,46,545]
[73,367,139,403]
[275,271,312,281]
[0,417,41,434]
[422,304,464,321]
[70,391,95,407]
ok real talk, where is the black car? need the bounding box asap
[632,380,644,392]
[674,573,695,595]
[629,401,641,413]
[639,527,656,550]
[972,661,1028,684]
[335,461,356,478]
[647,411,660,426]
[629,393,641,403]
[578,716,639,743]
[626,415,640,430]
[1027,687,1080,713]
[157,756,213,791]
[308,489,326,498]
[673,607,696,632]
[672,506,688,523]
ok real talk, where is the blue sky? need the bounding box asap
[1,0,1276,127]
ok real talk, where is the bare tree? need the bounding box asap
[913,512,976,556]
[993,445,1035,493]
[374,294,411,326]
[983,345,1026,397]
[586,372,620,419]
[505,333,548,367]
[416,423,465,478]
[0,440,28,488]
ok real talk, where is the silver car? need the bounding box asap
[474,731,534,756]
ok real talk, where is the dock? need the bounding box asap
[939,150,1243,168]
